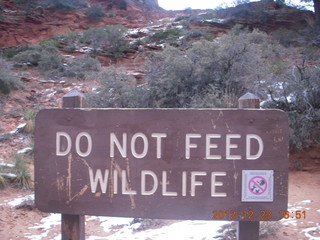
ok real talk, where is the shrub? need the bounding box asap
[1,47,18,59]
[52,32,80,52]
[13,43,63,71]
[86,26,284,109]
[23,109,37,134]
[106,11,117,18]
[40,0,88,10]
[85,5,105,22]
[12,154,32,190]
[83,25,128,57]
[83,27,109,51]
[104,25,128,57]
[149,27,182,44]
[0,58,22,95]
[271,28,302,47]
[119,0,126,10]
[86,68,146,108]
[0,175,6,189]
[262,60,320,151]
[144,27,279,108]
[63,55,101,79]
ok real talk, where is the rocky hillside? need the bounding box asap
[0,0,164,48]
[0,0,314,48]
[0,0,318,179]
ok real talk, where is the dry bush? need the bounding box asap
[12,154,32,190]
[0,175,7,189]
[0,58,22,95]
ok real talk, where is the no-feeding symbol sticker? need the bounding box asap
[242,170,274,202]
[249,176,267,195]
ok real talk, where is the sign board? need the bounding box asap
[35,109,288,221]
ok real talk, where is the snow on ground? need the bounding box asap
[25,214,61,240]
[281,200,320,240]
[3,194,320,240]
[7,194,34,208]
[86,217,228,240]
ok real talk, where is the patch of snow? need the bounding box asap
[86,217,228,240]
[198,12,208,16]
[10,123,27,134]
[281,218,297,226]
[3,9,17,13]
[301,224,320,240]
[7,194,34,208]
[26,214,61,240]
[0,162,15,168]
[127,27,150,35]
[298,200,312,205]
[78,46,94,53]
[17,147,33,155]
[63,55,75,61]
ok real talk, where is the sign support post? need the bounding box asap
[61,89,85,240]
[237,92,261,240]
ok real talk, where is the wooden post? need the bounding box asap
[237,92,260,240]
[238,92,260,109]
[62,89,85,240]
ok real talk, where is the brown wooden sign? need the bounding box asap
[35,109,288,221]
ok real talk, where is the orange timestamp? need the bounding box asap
[211,210,307,220]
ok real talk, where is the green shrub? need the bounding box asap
[262,60,320,151]
[13,0,28,6]
[271,28,302,47]
[52,32,80,52]
[23,109,37,134]
[86,26,283,109]
[63,55,101,79]
[0,58,22,95]
[12,154,32,190]
[149,27,183,44]
[144,27,279,108]
[1,47,18,59]
[106,11,117,18]
[40,0,88,10]
[119,0,126,10]
[83,25,128,57]
[0,175,6,189]
[13,44,63,71]
[85,5,105,22]
[104,25,128,57]
[86,68,146,108]
[83,27,108,51]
